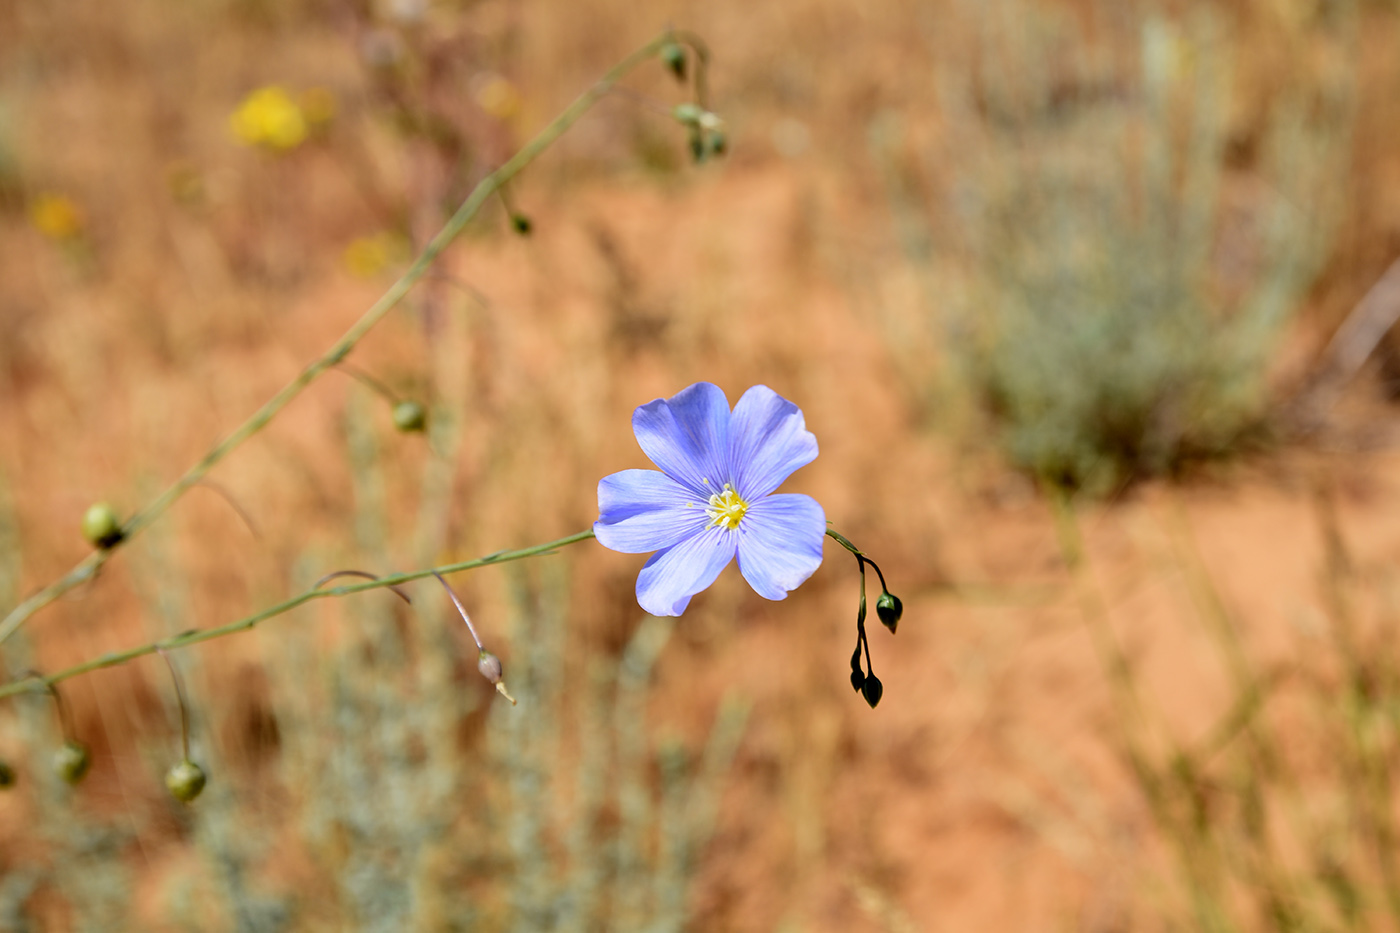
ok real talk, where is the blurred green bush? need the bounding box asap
[878,2,1353,492]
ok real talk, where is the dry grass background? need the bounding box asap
[3,0,1400,930]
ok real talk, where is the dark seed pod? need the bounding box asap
[0,760,15,789]
[861,674,884,708]
[876,592,903,634]
[391,400,427,433]
[166,759,207,802]
[54,741,91,784]
[660,42,686,81]
[81,502,124,549]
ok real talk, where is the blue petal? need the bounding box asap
[635,525,738,616]
[728,385,818,498]
[595,469,710,554]
[735,494,826,600]
[632,382,731,496]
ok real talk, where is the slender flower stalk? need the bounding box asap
[0,530,595,700]
[0,30,704,649]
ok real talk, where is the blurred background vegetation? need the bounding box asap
[3,0,1400,929]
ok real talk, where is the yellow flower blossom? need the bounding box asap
[229,86,308,151]
[29,193,84,240]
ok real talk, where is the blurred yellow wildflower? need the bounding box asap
[473,73,521,121]
[343,231,409,278]
[28,193,84,241]
[229,86,308,151]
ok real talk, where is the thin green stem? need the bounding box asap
[0,32,678,648]
[0,529,596,700]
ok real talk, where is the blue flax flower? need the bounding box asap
[595,382,826,616]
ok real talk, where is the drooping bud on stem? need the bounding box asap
[433,571,516,706]
[876,591,903,634]
[826,528,901,709]
[30,675,91,782]
[157,648,207,802]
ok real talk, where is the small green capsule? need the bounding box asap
[876,592,903,634]
[81,502,124,549]
[0,760,15,789]
[705,129,728,158]
[391,400,427,433]
[660,43,686,81]
[672,103,705,127]
[165,759,207,802]
[54,741,90,784]
[510,213,532,236]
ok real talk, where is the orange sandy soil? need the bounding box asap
[3,0,1400,929]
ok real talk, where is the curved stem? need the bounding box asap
[0,31,679,648]
[333,362,403,405]
[155,648,191,761]
[0,529,596,700]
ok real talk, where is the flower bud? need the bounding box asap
[849,667,865,693]
[876,592,902,634]
[660,43,687,81]
[81,502,124,549]
[861,673,884,709]
[705,129,728,158]
[391,400,427,433]
[478,650,503,684]
[510,213,533,236]
[53,741,90,784]
[165,759,207,802]
[672,103,705,127]
[0,760,15,789]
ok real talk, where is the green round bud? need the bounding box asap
[391,400,427,433]
[0,760,15,789]
[660,43,687,81]
[861,673,884,709]
[54,741,91,784]
[672,103,704,127]
[165,759,207,802]
[876,592,902,634]
[81,502,124,549]
[510,213,533,236]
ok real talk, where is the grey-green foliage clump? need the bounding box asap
[883,1,1353,493]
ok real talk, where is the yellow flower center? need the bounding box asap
[705,483,749,530]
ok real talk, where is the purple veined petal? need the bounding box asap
[727,385,819,499]
[632,382,732,497]
[634,524,738,617]
[595,469,712,554]
[735,493,826,601]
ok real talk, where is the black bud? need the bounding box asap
[850,667,865,692]
[660,43,687,81]
[54,741,91,785]
[391,400,427,433]
[850,645,863,672]
[0,760,15,789]
[166,759,207,802]
[861,674,883,708]
[876,592,902,634]
[81,502,124,549]
[510,213,532,236]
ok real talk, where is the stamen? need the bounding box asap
[705,482,748,530]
